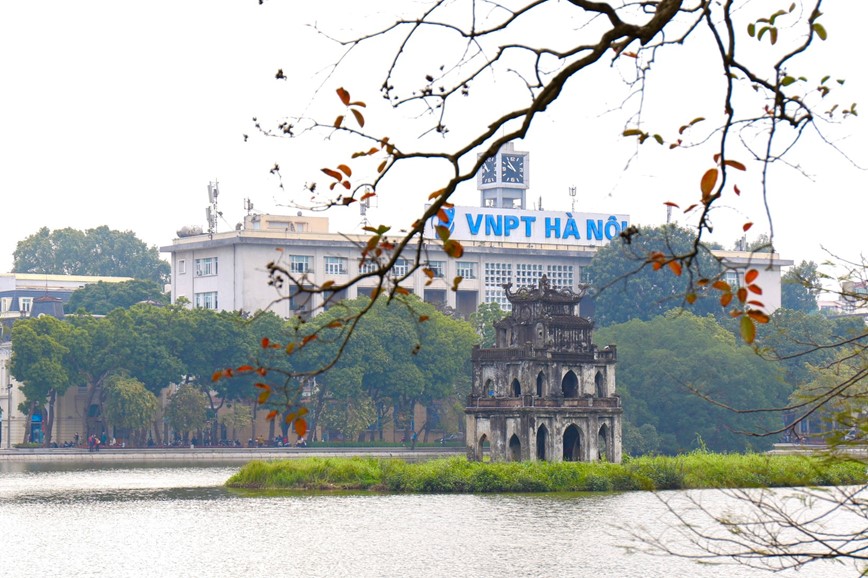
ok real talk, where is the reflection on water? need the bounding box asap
[0,462,853,578]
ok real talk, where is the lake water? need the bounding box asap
[0,461,857,577]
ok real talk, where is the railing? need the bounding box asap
[466,395,621,409]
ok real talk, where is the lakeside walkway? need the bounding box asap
[0,446,465,463]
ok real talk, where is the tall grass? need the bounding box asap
[226,451,868,493]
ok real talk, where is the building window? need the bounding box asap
[484,262,513,311]
[515,263,544,289]
[724,270,741,288]
[427,261,446,278]
[0,297,9,313]
[394,258,410,277]
[290,255,312,275]
[194,291,218,310]
[178,259,186,275]
[456,261,476,280]
[19,297,33,313]
[359,260,378,274]
[195,257,217,277]
[547,264,574,289]
[324,256,348,275]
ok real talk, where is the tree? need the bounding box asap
[586,225,724,327]
[780,260,821,313]
[595,312,788,454]
[469,302,507,348]
[101,374,159,447]
[66,279,169,315]
[13,226,169,283]
[10,316,75,446]
[164,384,209,444]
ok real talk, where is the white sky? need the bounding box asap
[1,1,865,282]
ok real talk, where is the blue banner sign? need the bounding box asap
[426,206,630,247]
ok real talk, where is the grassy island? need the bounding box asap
[225,452,867,493]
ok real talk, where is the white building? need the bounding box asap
[161,144,791,320]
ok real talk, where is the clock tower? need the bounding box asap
[477,142,530,209]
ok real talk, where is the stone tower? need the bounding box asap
[465,276,622,462]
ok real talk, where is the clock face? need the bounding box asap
[500,154,525,184]
[480,156,496,184]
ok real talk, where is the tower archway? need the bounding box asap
[509,434,521,461]
[536,425,548,461]
[562,370,579,398]
[595,371,605,397]
[511,378,521,397]
[563,424,583,462]
[598,423,609,462]
[536,371,545,397]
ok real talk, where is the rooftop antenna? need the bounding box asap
[206,181,221,239]
[568,186,577,212]
[244,198,254,215]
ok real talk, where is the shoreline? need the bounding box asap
[0,446,464,463]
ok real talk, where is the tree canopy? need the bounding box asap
[13,226,169,284]
[595,311,788,455]
[586,225,724,326]
[66,279,169,315]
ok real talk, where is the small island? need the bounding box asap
[226,452,866,493]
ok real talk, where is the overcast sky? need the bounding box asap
[1,1,865,282]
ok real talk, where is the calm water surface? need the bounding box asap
[0,461,854,577]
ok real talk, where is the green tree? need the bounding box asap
[780,260,821,313]
[13,226,169,283]
[218,403,253,443]
[10,316,75,446]
[586,225,724,327]
[165,384,209,444]
[66,279,169,315]
[595,312,788,454]
[101,374,159,447]
[469,302,506,348]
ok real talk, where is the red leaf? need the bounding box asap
[737,287,748,303]
[742,222,752,232]
[668,261,682,276]
[294,418,308,438]
[337,164,352,177]
[745,269,759,284]
[261,337,270,348]
[734,184,741,196]
[266,410,278,422]
[664,202,680,208]
[747,310,770,324]
[419,315,430,322]
[211,371,223,382]
[748,284,763,295]
[720,293,733,307]
[336,87,350,106]
[236,365,254,373]
[712,280,731,292]
[321,168,343,181]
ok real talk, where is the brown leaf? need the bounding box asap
[321,168,343,181]
[737,287,748,303]
[351,108,365,128]
[668,261,682,276]
[720,293,733,307]
[338,164,352,177]
[747,310,770,324]
[723,159,747,171]
[337,87,351,106]
[700,169,718,201]
[266,410,278,422]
